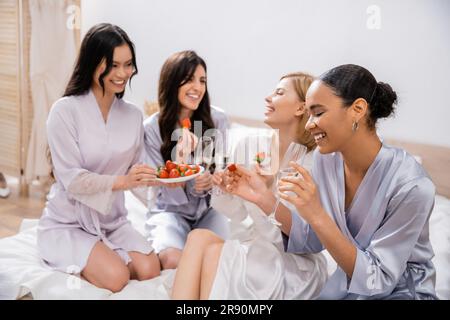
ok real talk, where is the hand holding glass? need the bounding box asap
[268,142,307,226]
[209,156,231,196]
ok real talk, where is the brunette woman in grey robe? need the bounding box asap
[143,51,230,270]
[279,64,437,299]
[37,24,160,293]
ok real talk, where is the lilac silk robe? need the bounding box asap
[37,90,153,273]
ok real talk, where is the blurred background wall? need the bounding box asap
[82,0,450,147]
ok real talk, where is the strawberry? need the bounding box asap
[227,164,237,172]
[166,160,177,171]
[158,169,169,179]
[178,164,189,173]
[169,168,180,178]
[181,118,191,129]
[254,152,266,164]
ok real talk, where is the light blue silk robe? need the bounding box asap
[286,144,438,299]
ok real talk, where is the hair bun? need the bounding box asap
[370,82,397,119]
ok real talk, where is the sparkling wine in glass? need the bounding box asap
[209,155,230,196]
[194,136,214,170]
[267,142,307,226]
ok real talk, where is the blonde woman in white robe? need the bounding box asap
[171,72,328,300]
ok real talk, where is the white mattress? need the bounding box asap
[0,192,449,300]
[0,191,174,300]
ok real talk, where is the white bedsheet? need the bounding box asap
[429,195,450,299]
[0,192,449,300]
[0,191,174,300]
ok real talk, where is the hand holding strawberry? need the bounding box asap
[225,164,270,204]
[176,119,198,164]
[254,152,266,164]
[181,118,191,129]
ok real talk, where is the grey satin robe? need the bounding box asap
[286,144,438,299]
[142,107,230,252]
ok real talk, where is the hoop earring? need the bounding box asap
[352,121,359,132]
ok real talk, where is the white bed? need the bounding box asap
[0,190,449,300]
[0,191,175,300]
[0,121,449,299]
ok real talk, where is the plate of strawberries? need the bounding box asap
[156,160,204,183]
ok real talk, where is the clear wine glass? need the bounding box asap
[209,155,230,196]
[267,142,307,226]
[199,136,214,171]
[189,136,215,196]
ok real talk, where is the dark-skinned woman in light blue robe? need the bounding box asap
[279,64,437,299]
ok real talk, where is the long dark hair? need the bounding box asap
[48,23,138,179]
[64,23,138,98]
[319,64,397,129]
[158,50,215,162]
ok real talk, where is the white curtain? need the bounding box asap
[26,0,78,182]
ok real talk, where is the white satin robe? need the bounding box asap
[209,150,328,299]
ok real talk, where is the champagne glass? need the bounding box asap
[193,136,214,168]
[199,136,214,172]
[190,136,215,196]
[208,155,230,196]
[267,142,307,226]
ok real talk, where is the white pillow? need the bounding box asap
[429,195,450,299]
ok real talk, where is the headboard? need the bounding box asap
[384,139,450,198]
[230,116,450,198]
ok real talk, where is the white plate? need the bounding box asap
[156,165,205,183]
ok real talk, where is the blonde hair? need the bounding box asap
[280,72,316,152]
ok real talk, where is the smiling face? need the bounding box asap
[264,78,304,129]
[93,44,134,96]
[305,80,355,154]
[177,64,206,114]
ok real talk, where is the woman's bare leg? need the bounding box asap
[128,251,161,280]
[171,229,224,299]
[199,242,224,300]
[81,241,130,293]
[158,248,182,270]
